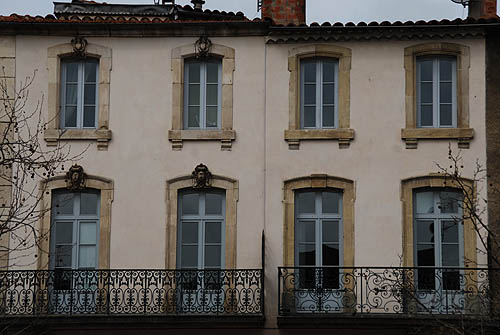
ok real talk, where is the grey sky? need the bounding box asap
[0,0,498,23]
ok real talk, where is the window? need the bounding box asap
[417,57,457,128]
[60,59,99,129]
[184,60,222,130]
[300,59,338,129]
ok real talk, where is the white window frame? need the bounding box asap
[416,56,457,128]
[183,59,222,130]
[60,59,99,129]
[300,58,339,129]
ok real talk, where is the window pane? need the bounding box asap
[55,193,74,215]
[66,84,78,105]
[205,193,222,215]
[323,83,335,105]
[182,194,199,215]
[55,245,72,267]
[65,62,79,82]
[417,244,435,266]
[205,245,221,267]
[443,270,460,290]
[416,191,434,214]
[188,84,200,105]
[439,82,452,103]
[56,222,73,244]
[322,243,339,266]
[298,221,315,243]
[417,220,434,243]
[85,61,97,83]
[298,244,315,266]
[418,268,436,290]
[304,84,316,105]
[182,222,198,243]
[297,192,315,214]
[323,268,340,290]
[78,245,96,268]
[64,106,77,128]
[442,245,459,267]
[205,222,221,243]
[420,105,433,127]
[83,106,96,128]
[206,62,219,83]
[303,62,316,83]
[439,59,453,81]
[322,106,335,128]
[206,84,218,106]
[323,61,335,82]
[420,82,433,104]
[181,245,198,268]
[206,106,218,128]
[439,192,460,213]
[419,59,433,81]
[303,106,316,128]
[188,62,200,83]
[440,104,453,127]
[84,84,96,105]
[322,221,339,243]
[79,222,97,244]
[80,192,98,215]
[187,106,200,128]
[442,221,459,243]
[322,192,339,214]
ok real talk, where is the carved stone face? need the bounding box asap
[192,163,211,188]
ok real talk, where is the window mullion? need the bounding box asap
[201,63,206,129]
[199,193,205,270]
[433,59,439,128]
[316,61,322,129]
[78,62,84,129]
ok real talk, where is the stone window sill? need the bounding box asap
[168,129,236,151]
[401,128,474,149]
[284,128,355,150]
[44,128,112,150]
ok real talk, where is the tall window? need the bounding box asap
[414,189,463,291]
[300,58,338,129]
[60,59,99,129]
[184,60,222,129]
[417,56,457,128]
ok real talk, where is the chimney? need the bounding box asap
[261,0,306,26]
[469,0,498,18]
[191,0,205,10]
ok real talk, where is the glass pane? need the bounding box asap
[442,221,459,243]
[439,192,460,213]
[323,84,335,105]
[416,191,434,214]
[66,83,78,105]
[206,106,218,128]
[188,62,200,83]
[83,106,96,128]
[419,59,433,81]
[417,220,434,243]
[80,192,98,215]
[205,193,222,215]
[439,82,452,103]
[206,62,219,83]
[187,106,200,128]
[78,246,96,268]
[55,193,74,215]
[420,82,433,104]
[420,105,433,127]
[205,245,221,267]
[417,244,435,266]
[182,222,198,244]
[188,84,200,105]
[303,106,316,128]
[56,222,73,244]
[418,268,435,290]
[206,84,218,106]
[440,59,453,81]
[440,104,453,127]
[303,62,316,83]
[323,61,335,82]
[298,244,315,266]
[322,106,335,127]
[55,245,72,267]
[322,221,339,243]
[298,268,315,290]
[322,243,339,266]
[322,192,339,214]
[442,245,459,267]
[64,106,77,128]
[323,268,340,290]
[298,221,315,243]
[85,61,97,82]
[79,222,97,244]
[65,62,79,82]
[443,270,460,290]
[205,222,221,243]
[181,245,198,268]
[84,84,96,105]
[304,84,316,105]
[182,194,199,215]
[297,192,315,214]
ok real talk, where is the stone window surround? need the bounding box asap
[401,174,477,268]
[38,174,114,270]
[168,43,236,151]
[285,45,354,150]
[402,42,473,149]
[166,175,238,269]
[45,42,112,151]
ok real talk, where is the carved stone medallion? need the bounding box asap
[194,35,212,59]
[192,163,212,188]
[71,36,88,58]
[65,164,86,191]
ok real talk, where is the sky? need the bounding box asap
[0,0,499,23]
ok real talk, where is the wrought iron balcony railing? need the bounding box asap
[0,269,263,316]
[278,267,493,316]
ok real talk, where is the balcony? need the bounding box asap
[0,269,263,328]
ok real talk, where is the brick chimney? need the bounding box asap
[469,0,498,18]
[261,0,306,26]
